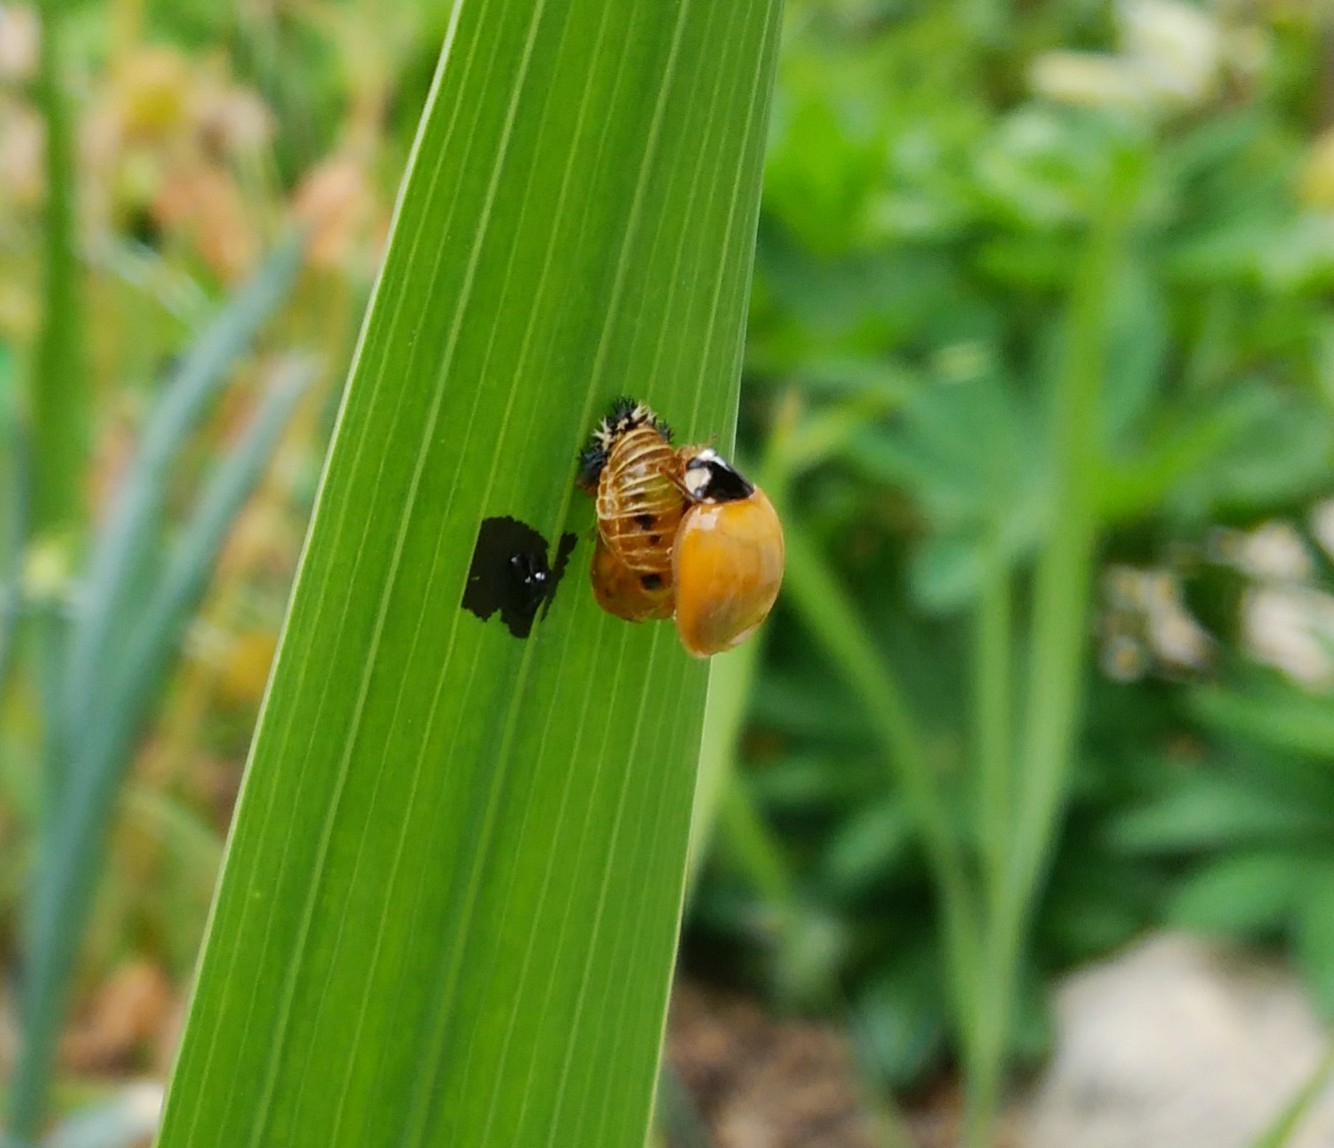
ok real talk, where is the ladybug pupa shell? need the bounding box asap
[595,424,688,577]
[590,531,675,622]
[671,485,784,658]
[577,398,672,494]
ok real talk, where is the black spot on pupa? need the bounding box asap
[463,516,578,639]
[649,534,662,546]
[635,513,655,529]
[640,573,663,590]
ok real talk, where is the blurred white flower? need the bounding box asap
[1121,0,1223,105]
[1140,571,1213,670]
[1244,587,1334,687]
[1233,521,1314,583]
[1099,565,1212,676]
[1030,51,1154,113]
[1310,501,1334,559]
[1030,0,1231,114]
[1101,631,1149,681]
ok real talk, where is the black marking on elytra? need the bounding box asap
[687,454,754,503]
[463,517,578,639]
[640,572,663,590]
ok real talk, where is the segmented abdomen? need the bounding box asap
[595,426,686,576]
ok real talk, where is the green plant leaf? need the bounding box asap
[853,949,949,1089]
[1108,773,1327,853]
[1192,682,1334,761]
[83,362,314,778]
[822,797,913,897]
[1101,256,1166,444]
[64,236,305,740]
[1296,865,1334,1017]
[1165,383,1333,518]
[10,363,311,1141]
[1168,851,1307,936]
[157,3,781,1147]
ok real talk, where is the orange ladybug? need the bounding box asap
[578,399,687,621]
[670,448,784,658]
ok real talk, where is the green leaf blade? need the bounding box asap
[157,2,781,1146]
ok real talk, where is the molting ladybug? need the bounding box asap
[671,447,784,658]
[578,398,687,621]
[577,399,784,656]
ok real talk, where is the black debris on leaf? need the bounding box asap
[462,516,578,639]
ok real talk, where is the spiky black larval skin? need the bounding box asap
[575,397,673,493]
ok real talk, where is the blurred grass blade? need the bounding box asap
[84,361,314,769]
[689,443,787,890]
[1248,1044,1334,1148]
[64,236,305,738]
[655,1062,717,1148]
[30,0,86,540]
[157,2,781,1146]
[690,643,763,890]
[965,173,1127,1148]
[0,342,22,701]
[690,399,869,888]
[781,520,977,981]
[9,2,86,1140]
[10,364,310,1145]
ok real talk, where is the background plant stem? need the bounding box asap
[962,185,1125,1148]
[782,523,983,1044]
[9,1,87,1140]
[30,0,87,542]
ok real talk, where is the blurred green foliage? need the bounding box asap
[689,0,1334,1111]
